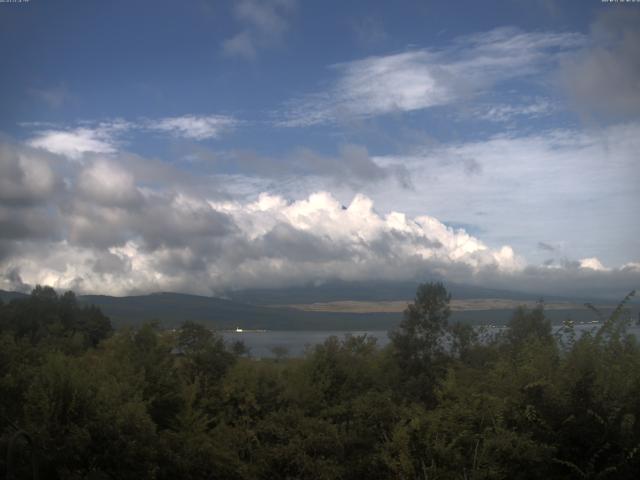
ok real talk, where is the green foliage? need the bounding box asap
[28,354,157,478]
[0,286,112,351]
[505,302,553,349]
[389,281,452,404]
[1,285,639,479]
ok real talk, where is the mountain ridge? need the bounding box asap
[3,282,631,330]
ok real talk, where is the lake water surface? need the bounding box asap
[222,330,390,358]
[223,324,640,358]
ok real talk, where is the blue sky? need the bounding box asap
[1,0,639,297]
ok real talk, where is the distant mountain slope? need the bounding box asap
[75,292,628,329]
[0,290,28,303]
[3,285,632,330]
[78,292,400,330]
[226,280,582,305]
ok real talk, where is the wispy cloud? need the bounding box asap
[25,115,239,160]
[145,115,239,140]
[213,144,412,188]
[223,31,258,60]
[537,241,557,252]
[280,27,584,126]
[352,15,389,47]
[472,98,556,123]
[222,0,297,60]
[27,84,70,109]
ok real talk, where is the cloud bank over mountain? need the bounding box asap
[1,135,637,299]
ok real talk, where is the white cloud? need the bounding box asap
[0,190,525,295]
[25,116,237,158]
[146,114,238,140]
[281,27,584,126]
[1,155,637,298]
[580,257,608,272]
[223,191,522,271]
[2,188,637,299]
[28,127,118,160]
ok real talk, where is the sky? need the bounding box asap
[0,0,639,299]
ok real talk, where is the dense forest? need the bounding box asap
[1,284,639,479]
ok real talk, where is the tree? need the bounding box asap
[176,321,236,407]
[505,302,552,350]
[390,282,452,405]
[0,286,112,350]
[77,304,112,347]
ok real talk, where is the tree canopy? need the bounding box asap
[1,284,639,479]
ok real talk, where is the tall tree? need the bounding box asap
[390,282,451,405]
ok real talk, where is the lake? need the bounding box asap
[222,323,640,358]
[222,330,391,358]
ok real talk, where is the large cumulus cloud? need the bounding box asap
[0,141,64,262]
[0,189,523,295]
[0,139,523,295]
[0,136,638,299]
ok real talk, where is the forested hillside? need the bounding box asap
[1,284,639,479]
